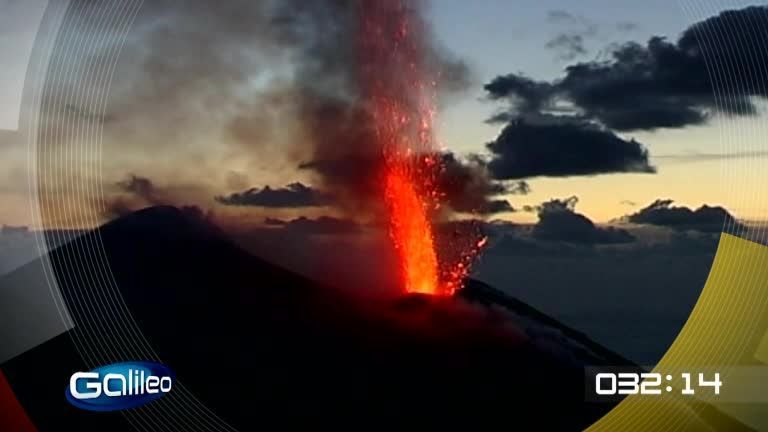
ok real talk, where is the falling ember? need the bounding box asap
[357,1,487,295]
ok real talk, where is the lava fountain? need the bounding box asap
[358,1,485,295]
[384,159,441,294]
[358,1,443,295]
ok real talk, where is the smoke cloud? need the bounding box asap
[88,0,473,223]
[216,183,334,208]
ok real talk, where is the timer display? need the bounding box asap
[595,372,722,396]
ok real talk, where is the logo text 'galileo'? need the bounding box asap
[65,361,174,411]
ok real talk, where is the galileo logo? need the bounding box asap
[65,361,174,411]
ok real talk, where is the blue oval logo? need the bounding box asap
[65,361,175,411]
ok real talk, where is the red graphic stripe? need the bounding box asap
[0,370,36,432]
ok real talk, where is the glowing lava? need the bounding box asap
[384,161,441,294]
[358,1,486,296]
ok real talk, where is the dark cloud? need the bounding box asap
[508,180,532,195]
[557,37,714,131]
[485,117,655,180]
[105,174,213,220]
[532,197,635,244]
[116,175,163,203]
[105,175,165,217]
[437,153,525,215]
[626,199,744,232]
[479,200,515,215]
[485,221,721,258]
[546,34,588,61]
[544,10,598,61]
[301,151,525,216]
[485,75,555,114]
[487,6,768,132]
[264,215,360,235]
[215,182,333,208]
[295,98,380,201]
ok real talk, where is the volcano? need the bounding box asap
[2,206,642,430]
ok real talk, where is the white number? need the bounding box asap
[596,373,617,395]
[699,373,722,395]
[681,373,695,395]
[617,373,640,394]
[640,373,662,394]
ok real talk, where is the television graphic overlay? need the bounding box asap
[1,1,768,431]
[65,361,174,412]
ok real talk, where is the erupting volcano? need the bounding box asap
[358,1,486,295]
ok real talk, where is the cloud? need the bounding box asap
[116,175,160,203]
[544,10,598,61]
[626,199,744,232]
[546,34,588,61]
[264,215,360,235]
[479,200,515,215]
[215,182,333,208]
[486,222,721,258]
[484,117,655,179]
[301,151,524,216]
[105,174,212,219]
[437,152,525,215]
[104,174,165,217]
[532,197,635,244]
[487,6,768,131]
[485,75,555,115]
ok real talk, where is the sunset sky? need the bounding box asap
[427,0,768,223]
[1,0,768,227]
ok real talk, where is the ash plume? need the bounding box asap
[90,0,471,223]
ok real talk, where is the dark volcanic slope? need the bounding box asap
[3,206,635,431]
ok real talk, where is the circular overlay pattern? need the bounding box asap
[7,0,768,431]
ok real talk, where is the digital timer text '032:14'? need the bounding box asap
[595,372,721,395]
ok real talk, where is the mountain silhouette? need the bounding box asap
[0,206,714,431]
